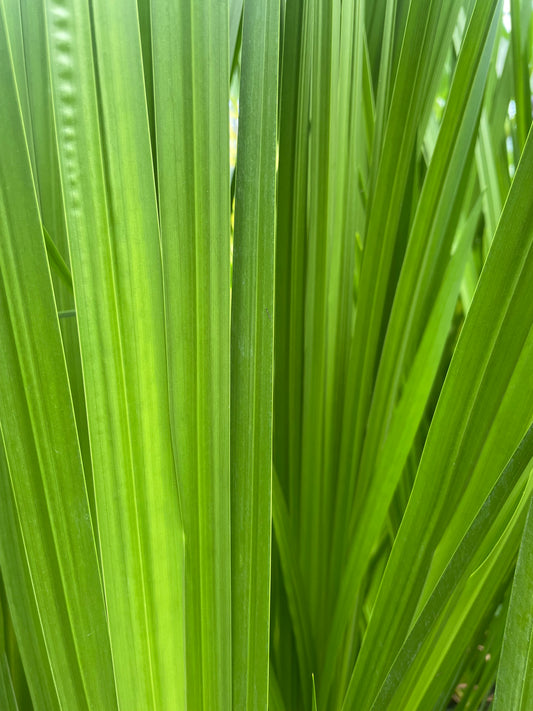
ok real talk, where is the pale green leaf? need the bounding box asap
[152,0,231,707]
[45,0,186,707]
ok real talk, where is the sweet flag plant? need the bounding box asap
[0,0,532,709]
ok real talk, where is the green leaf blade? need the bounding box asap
[152,1,232,708]
[230,0,280,708]
[494,493,533,710]
[44,0,187,707]
[0,9,117,707]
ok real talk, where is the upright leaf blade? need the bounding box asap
[231,0,280,708]
[45,0,186,707]
[494,493,533,710]
[0,539,20,711]
[0,431,60,711]
[151,1,231,708]
[0,656,18,711]
[0,8,117,707]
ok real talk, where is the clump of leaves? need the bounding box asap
[0,1,532,710]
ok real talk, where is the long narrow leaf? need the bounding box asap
[45,0,186,707]
[494,493,533,710]
[151,1,231,708]
[0,8,117,707]
[231,0,280,708]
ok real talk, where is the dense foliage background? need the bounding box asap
[0,0,532,710]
